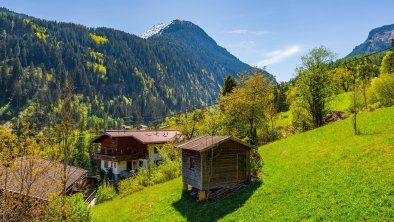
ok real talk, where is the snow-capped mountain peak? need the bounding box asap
[141,23,168,39]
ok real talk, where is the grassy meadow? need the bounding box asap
[92,106,394,221]
[328,92,352,112]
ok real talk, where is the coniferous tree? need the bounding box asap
[11,58,22,81]
[221,75,237,96]
[0,64,7,90]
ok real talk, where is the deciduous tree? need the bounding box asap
[295,46,335,128]
[333,67,353,92]
[356,57,376,110]
[220,69,274,145]
[380,50,394,75]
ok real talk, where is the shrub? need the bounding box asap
[118,176,144,196]
[65,193,91,222]
[291,105,313,132]
[248,147,264,179]
[96,183,117,204]
[118,143,181,197]
[370,74,394,107]
[46,193,91,222]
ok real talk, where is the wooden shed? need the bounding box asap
[175,136,252,200]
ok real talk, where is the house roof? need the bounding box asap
[0,157,87,201]
[91,130,182,144]
[175,136,253,152]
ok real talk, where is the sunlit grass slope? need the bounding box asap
[328,92,352,111]
[92,106,394,221]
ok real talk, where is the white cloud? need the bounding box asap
[255,45,302,67]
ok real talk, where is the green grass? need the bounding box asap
[92,106,394,221]
[328,92,352,112]
[275,110,292,128]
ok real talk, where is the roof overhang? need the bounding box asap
[90,133,111,143]
[175,136,254,152]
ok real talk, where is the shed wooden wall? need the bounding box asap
[201,140,250,190]
[182,150,202,190]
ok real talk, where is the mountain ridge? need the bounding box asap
[347,23,394,57]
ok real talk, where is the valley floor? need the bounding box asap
[92,106,394,221]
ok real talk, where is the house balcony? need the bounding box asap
[92,153,141,161]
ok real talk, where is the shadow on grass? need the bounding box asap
[172,181,262,222]
[356,130,381,136]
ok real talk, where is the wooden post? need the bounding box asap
[198,190,207,201]
[182,183,188,191]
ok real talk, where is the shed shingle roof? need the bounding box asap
[175,136,253,152]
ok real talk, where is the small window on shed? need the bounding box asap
[154,147,159,154]
[189,157,195,170]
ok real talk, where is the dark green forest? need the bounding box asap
[0,8,266,129]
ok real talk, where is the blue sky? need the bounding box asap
[2,0,394,81]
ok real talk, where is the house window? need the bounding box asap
[104,161,108,168]
[113,162,117,168]
[189,157,195,170]
[139,160,144,168]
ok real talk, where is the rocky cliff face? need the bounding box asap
[347,24,394,57]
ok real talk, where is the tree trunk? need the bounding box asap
[362,83,368,110]
[353,85,358,135]
[270,115,275,141]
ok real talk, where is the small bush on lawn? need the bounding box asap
[46,193,91,222]
[369,74,394,107]
[96,183,117,204]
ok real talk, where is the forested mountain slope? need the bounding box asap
[0,8,267,126]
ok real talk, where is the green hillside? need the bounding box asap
[91,106,394,221]
[0,8,260,125]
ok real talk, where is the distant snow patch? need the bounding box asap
[141,23,168,39]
